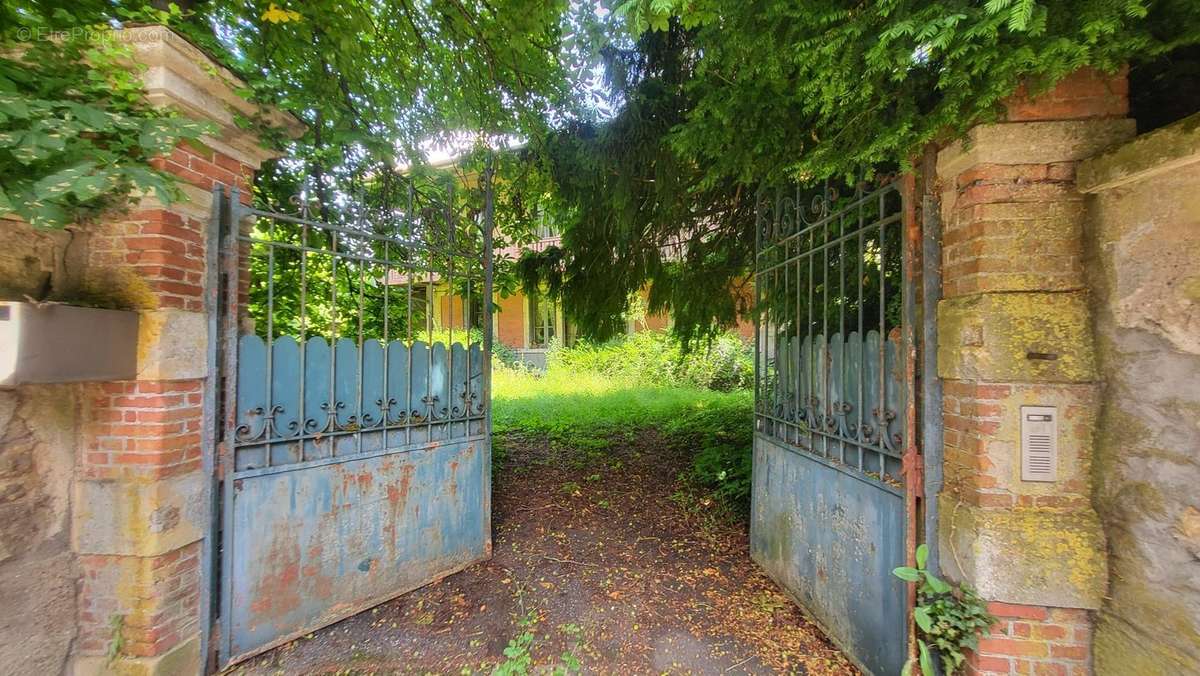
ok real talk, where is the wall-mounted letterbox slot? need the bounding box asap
[0,302,138,387]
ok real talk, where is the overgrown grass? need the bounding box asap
[492,331,755,516]
[493,366,741,437]
[546,330,752,392]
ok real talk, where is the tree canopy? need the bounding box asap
[1,0,594,227]
[3,1,1200,343]
[524,0,1200,345]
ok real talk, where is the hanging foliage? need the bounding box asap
[618,0,1200,183]
[1,0,596,233]
[0,4,211,228]
[519,25,759,346]
[528,0,1200,345]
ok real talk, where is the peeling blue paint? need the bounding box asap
[750,435,907,676]
[226,437,490,662]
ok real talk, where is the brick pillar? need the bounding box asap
[70,27,300,675]
[934,68,1134,676]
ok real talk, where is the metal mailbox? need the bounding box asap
[0,301,138,387]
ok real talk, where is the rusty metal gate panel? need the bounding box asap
[751,180,919,676]
[213,170,495,668]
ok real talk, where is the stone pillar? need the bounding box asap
[70,26,299,675]
[934,68,1134,676]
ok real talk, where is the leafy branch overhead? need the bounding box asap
[0,7,211,229]
[616,0,1200,183]
[1,0,582,232]
[533,0,1200,345]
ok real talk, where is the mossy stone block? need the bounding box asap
[938,495,1107,609]
[938,292,1096,383]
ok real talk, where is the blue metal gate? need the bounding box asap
[213,172,495,668]
[751,180,920,676]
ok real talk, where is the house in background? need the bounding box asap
[391,220,749,369]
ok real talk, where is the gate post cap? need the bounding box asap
[115,25,305,170]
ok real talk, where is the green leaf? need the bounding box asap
[984,0,1011,15]
[70,169,117,202]
[893,566,921,582]
[913,607,933,633]
[10,132,60,163]
[138,121,181,154]
[924,572,952,595]
[915,543,928,570]
[33,162,97,199]
[16,197,70,229]
[66,103,117,131]
[918,639,935,676]
[0,95,31,120]
[125,166,174,204]
[1007,0,1036,31]
[0,185,12,213]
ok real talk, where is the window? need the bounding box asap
[535,209,559,240]
[529,293,556,348]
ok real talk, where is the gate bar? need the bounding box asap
[482,158,495,435]
[900,174,923,664]
[199,186,224,673]
[218,187,243,667]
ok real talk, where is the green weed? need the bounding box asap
[545,331,752,392]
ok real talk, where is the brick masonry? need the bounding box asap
[936,68,1135,675]
[72,142,259,671]
[1003,67,1130,123]
[76,542,201,658]
[81,380,204,480]
[63,26,297,675]
[970,602,1093,676]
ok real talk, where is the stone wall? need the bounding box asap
[0,385,81,674]
[0,160,81,673]
[1077,113,1200,675]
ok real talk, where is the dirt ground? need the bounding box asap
[231,431,857,675]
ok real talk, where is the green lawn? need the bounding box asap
[491,352,755,515]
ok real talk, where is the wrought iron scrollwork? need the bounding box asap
[754,178,910,484]
[235,404,288,443]
[234,388,487,449]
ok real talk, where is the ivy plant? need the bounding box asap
[894,544,997,676]
[0,7,212,229]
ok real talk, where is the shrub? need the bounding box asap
[547,330,752,392]
[492,340,521,367]
[661,393,754,514]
